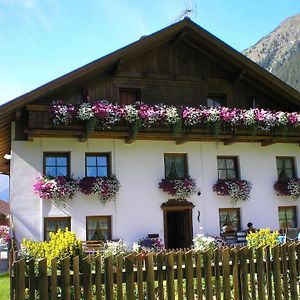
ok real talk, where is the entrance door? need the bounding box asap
[162,202,193,249]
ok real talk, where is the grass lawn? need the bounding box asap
[0,273,9,300]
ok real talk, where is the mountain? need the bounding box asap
[243,14,300,91]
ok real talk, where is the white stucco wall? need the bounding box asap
[10,137,300,245]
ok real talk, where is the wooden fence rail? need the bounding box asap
[10,243,300,300]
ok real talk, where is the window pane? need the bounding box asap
[284,159,292,169]
[227,170,237,180]
[57,167,67,176]
[86,156,97,166]
[87,167,97,177]
[165,154,187,179]
[217,159,225,169]
[97,167,108,177]
[45,166,56,177]
[226,159,234,169]
[219,209,240,233]
[276,159,283,170]
[218,170,226,180]
[57,157,67,166]
[46,157,56,165]
[97,156,107,166]
[86,217,110,241]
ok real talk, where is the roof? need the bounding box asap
[1,18,300,174]
[0,199,9,216]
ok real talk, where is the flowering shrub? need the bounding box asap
[246,228,279,249]
[50,101,300,132]
[159,176,198,199]
[133,237,164,253]
[33,176,78,204]
[19,228,83,267]
[193,234,218,251]
[274,178,300,199]
[79,176,120,204]
[213,179,252,204]
[0,225,10,248]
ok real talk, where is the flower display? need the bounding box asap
[50,100,300,132]
[33,176,78,204]
[193,234,218,251]
[213,179,252,204]
[159,176,198,199]
[274,178,300,199]
[79,176,120,204]
[133,237,164,253]
[49,100,75,125]
[0,225,10,248]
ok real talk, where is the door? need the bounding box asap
[164,208,193,249]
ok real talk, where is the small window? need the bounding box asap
[86,216,112,241]
[217,157,239,180]
[278,206,297,230]
[44,217,71,241]
[85,153,111,177]
[219,208,241,234]
[207,94,226,108]
[276,157,296,180]
[44,153,70,177]
[119,88,140,105]
[164,153,188,179]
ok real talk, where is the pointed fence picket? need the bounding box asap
[9,242,300,300]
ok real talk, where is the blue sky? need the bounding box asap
[0,0,299,104]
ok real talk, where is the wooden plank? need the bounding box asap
[222,248,231,300]
[177,251,184,300]
[15,259,25,300]
[185,251,194,300]
[73,256,81,300]
[265,247,273,300]
[203,249,213,300]
[231,248,240,300]
[214,249,221,300]
[28,259,35,300]
[50,258,58,300]
[83,256,92,300]
[9,249,14,300]
[95,255,103,300]
[116,255,123,300]
[239,248,249,300]
[256,247,266,300]
[156,252,165,300]
[249,248,257,300]
[166,252,175,300]
[61,257,71,300]
[146,253,156,300]
[136,254,144,300]
[281,244,289,300]
[125,253,135,300]
[38,258,48,300]
[272,245,282,300]
[288,243,298,300]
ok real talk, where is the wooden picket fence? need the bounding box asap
[9,242,300,300]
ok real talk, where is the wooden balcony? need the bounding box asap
[25,105,300,146]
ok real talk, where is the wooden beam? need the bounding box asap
[125,136,134,144]
[182,38,234,73]
[261,139,277,147]
[224,136,239,145]
[230,69,246,84]
[110,59,124,76]
[176,135,187,145]
[171,30,186,47]
[79,133,88,142]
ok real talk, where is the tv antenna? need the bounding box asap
[172,0,197,24]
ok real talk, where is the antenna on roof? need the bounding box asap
[172,0,197,24]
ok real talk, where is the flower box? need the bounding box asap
[274,178,300,199]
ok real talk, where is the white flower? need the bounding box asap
[77,103,94,120]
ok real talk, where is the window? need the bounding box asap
[164,154,188,179]
[86,216,112,241]
[219,208,241,233]
[278,206,297,230]
[207,94,226,108]
[44,217,71,241]
[119,88,140,105]
[85,153,111,177]
[276,157,296,180]
[217,157,239,180]
[44,153,70,177]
